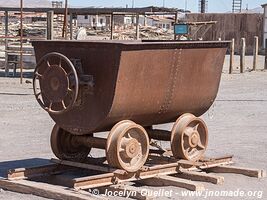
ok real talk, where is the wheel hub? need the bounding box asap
[123,138,140,159]
[41,65,69,102]
[188,131,200,148]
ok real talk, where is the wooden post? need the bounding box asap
[174,12,178,40]
[240,38,246,73]
[46,11,54,40]
[252,36,258,71]
[136,14,140,40]
[69,13,73,40]
[62,0,68,39]
[110,14,114,40]
[20,0,23,84]
[265,39,267,70]
[143,15,147,26]
[229,38,234,74]
[4,11,9,77]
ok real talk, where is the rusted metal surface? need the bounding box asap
[32,40,229,135]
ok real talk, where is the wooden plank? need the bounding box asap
[206,165,266,178]
[99,184,154,200]
[0,179,103,200]
[175,171,224,185]
[138,175,205,191]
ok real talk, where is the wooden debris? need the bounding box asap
[175,171,224,185]
[139,175,205,191]
[206,165,266,178]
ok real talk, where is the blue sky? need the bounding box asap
[68,0,266,12]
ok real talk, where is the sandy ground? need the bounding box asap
[0,55,267,200]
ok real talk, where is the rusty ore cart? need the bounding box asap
[32,40,229,172]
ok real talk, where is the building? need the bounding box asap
[75,15,107,28]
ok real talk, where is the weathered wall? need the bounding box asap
[185,13,263,54]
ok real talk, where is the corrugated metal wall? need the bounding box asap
[185,13,263,54]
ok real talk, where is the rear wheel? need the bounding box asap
[50,124,91,162]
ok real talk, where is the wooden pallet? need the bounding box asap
[0,155,265,200]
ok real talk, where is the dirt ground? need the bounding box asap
[0,55,267,199]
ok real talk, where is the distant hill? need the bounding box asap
[0,0,51,7]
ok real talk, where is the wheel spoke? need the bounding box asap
[184,128,191,137]
[35,72,43,78]
[197,141,205,150]
[36,92,42,99]
[46,59,51,67]
[193,123,200,131]
[61,100,66,109]
[59,58,62,67]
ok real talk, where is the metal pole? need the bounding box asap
[20,0,23,84]
[62,0,68,39]
[200,0,206,13]
[252,36,258,71]
[229,38,235,74]
[4,11,9,77]
[240,38,246,73]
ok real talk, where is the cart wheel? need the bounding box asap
[171,113,208,161]
[106,120,149,172]
[33,52,79,115]
[51,124,91,162]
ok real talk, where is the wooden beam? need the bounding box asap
[0,179,101,200]
[206,165,266,178]
[175,171,224,185]
[138,175,205,191]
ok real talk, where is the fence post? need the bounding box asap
[265,39,267,70]
[229,38,235,74]
[4,11,9,77]
[240,38,246,73]
[252,36,258,71]
[47,11,54,40]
